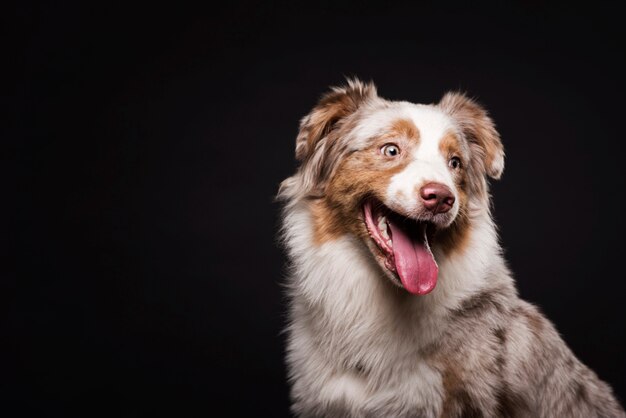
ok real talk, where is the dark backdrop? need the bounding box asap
[7,1,626,416]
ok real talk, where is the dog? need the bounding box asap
[277,79,625,417]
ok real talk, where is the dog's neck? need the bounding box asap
[283,200,511,348]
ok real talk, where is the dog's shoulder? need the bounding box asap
[429,285,529,416]
[433,289,625,417]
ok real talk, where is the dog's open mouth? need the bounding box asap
[363,200,438,295]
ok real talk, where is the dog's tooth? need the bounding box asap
[378,216,390,240]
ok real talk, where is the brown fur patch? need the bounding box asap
[295,81,377,162]
[438,92,504,180]
[453,289,507,319]
[496,384,527,417]
[511,305,545,337]
[575,381,589,403]
[310,199,349,244]
[435,212,472,257]
[524,310,545,335]
[494,327,507,345]
[298,94,353,160]
[322,146,412,243]
[387,118,419,142]
[438,132,463,158]
[441,363,483,418]
[436,132,473,257]
[441,362,464,417]
[285,80,379,200]
[312,118,421,245]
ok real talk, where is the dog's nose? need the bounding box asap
[420,183,455,214]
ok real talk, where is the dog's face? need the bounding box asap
[282,80,504,295]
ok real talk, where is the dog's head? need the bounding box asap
[280,79,504,295]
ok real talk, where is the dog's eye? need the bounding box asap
[449,157,462,169]
[381,144,400,157]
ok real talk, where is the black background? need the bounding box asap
[7,1,626,416]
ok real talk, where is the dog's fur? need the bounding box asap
[278,79,625,417]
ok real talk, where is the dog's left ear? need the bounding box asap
[438,92,504,179]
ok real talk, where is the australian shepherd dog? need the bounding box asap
[277,79,624,417]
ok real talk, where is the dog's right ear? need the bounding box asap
[292,78,377,197]
[295,79,377,160]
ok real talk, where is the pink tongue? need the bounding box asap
[388,221,438,295]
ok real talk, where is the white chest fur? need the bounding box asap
[287,310,445,417]
[282,204,500,417]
